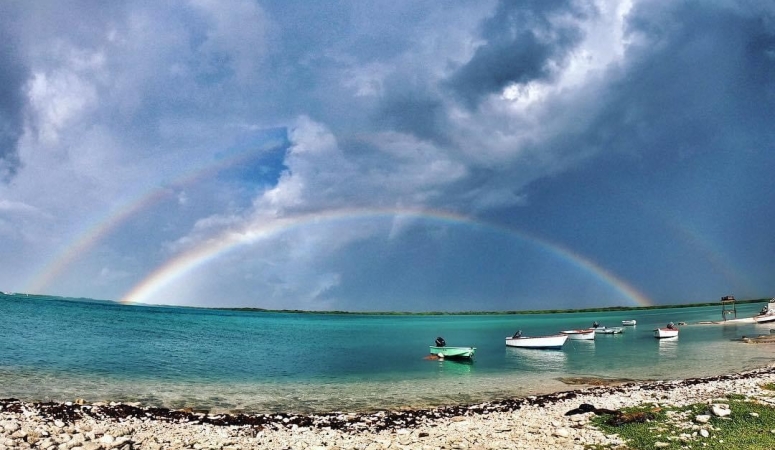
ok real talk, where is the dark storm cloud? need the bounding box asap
[589,1,775,161]
[446,0,592,109]
[0,7,29,180]
[376,88,447,144]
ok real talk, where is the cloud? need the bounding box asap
[189,0,272,83]
[1,0,773,309]
[0,5,29,180]
[446,0,592,109]
[579,0,775,163]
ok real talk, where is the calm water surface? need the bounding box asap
[1,294,773,413]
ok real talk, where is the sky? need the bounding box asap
[1,0,774,312]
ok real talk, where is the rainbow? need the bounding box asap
[120,208,654,307]
[661,217,753,294]
[25,128,289,295]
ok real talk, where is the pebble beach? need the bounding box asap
[3,365,775,450]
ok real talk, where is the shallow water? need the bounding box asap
[1,294,773,413]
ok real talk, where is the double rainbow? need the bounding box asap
[119,208,654,307]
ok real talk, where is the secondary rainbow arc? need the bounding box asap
[25,130,289,295]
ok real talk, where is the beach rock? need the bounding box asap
[564,403,596,415]
[711,404,731,417]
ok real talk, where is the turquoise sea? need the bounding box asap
[1,293,774,414]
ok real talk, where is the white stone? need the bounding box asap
[711,404,731,417]
[695,415,711,423]
[700,429,709,438]
[553,428,570,438]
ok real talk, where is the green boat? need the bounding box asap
[429,346,476,360]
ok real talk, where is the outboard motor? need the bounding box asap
[435,337,446,347]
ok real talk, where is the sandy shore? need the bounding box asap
[2,365,775,449]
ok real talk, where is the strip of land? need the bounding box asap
[2,365,775,449]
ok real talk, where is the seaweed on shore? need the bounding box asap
[4,365,775,434]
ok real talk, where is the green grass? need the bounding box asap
[589,396,775,449]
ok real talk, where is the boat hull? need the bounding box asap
[594,327,623,334]
[654,328,679,338]
[429,346,476,359]
[621,320,637,326]
[505,334,568,349]
[560,329,595,340]
[754,314,775,324]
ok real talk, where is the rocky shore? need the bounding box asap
[3,365,775,449]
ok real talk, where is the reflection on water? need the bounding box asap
[718,323,758,341]
[436,359,474,376]
[752,322,775,333]
[657,337,679,359]
[505,347,567,371]
[565,339,595,352]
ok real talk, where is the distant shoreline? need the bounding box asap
[212,298,771,316]
[1,291,771,315]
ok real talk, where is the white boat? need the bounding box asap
[654,324,679,338]
[505,333,568,349]
[753,298,775,323]
[621,319,637,326]
[559,329,595,340]
[590,322,623,334]
[594,327,623,334]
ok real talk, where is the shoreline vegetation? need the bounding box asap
[2,366,775,449]
[1,291,771,315]
[216,298,769,316]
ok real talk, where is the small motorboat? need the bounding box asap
[594,327,623,334]
[505,331,568,349]
[753,298,775,323]
[590,322,623,334]
[621,319,637,326]
[654,323,679,338]
[429,336,476,359]
[559,329,595,340]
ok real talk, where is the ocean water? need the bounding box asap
[1,293,774,414]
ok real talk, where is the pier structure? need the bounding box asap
[721,295,736,321]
